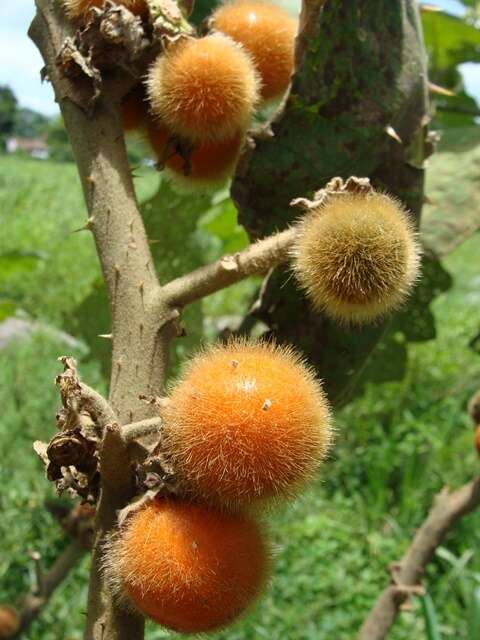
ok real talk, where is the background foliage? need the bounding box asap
[0,1,479,638]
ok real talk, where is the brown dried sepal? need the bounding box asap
[56,465,100,503]
[34,377,101,502]
[291,176,373,213]
[148,0,194,39]
[57,2,153,111]
[57,37,102,110]
[47,430,98,477]
[83,2,150,65]
[47,428,99,501]
[135,451,178,493]
[127,421,179,495]
[56,356,87,426]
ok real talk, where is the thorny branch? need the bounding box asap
[163,227,297,307]
[28,0,298,636]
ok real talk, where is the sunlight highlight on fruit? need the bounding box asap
[211,1,297,100]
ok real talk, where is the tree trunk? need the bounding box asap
[233,0,430,405]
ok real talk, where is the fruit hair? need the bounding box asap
[104,498,270,633]
[292,190,422,324]
[163,338,333,507]
[147,34,259,144]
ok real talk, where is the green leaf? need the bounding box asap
[468,586,480,640]
[0,250,44,283]
[422,10,480,72]
[352,254,452,396]
[420,592,443,640]
[0,299,17,321]
[433,91,480,129]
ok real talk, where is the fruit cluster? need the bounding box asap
[106,339,333,633]
[63,0,297,189]
[62,2,424,633]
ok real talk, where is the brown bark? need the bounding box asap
[29,4,298,635]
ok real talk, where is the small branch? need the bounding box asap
[30,552,46,597]
[85,423,144,640]
[358,477,480,640]
[123,417,163,442]
[79,383,117,428]
[163,227,297,308]
[13,543,85,639]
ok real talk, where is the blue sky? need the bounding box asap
[1,0,478,116]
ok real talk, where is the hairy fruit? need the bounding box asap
[164,339,332,506]
[293,191,421,324]
[147,34,259,143]
[107,499,269,633]
[211,1,297,100]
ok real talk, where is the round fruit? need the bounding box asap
[108,499,269,633]
[146,120,243,188]
[147,34,259,143]
[0,605,20,638]
[292,190,421,324]
[164,339,332,506]
[211,1,297,100]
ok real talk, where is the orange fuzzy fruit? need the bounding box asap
[146,120,243,188]
[147,34,259,143]
[163,339,332,506]
[292,190,421,325]
[0,605,20,638]
[108,499,269,633]
[63,0,147,19]
[121,87,149,132]
[211,1,297,100]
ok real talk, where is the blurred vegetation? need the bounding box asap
[0,1,480,639]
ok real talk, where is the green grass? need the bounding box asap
[0,154,479,639]
[0,154,159,323]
